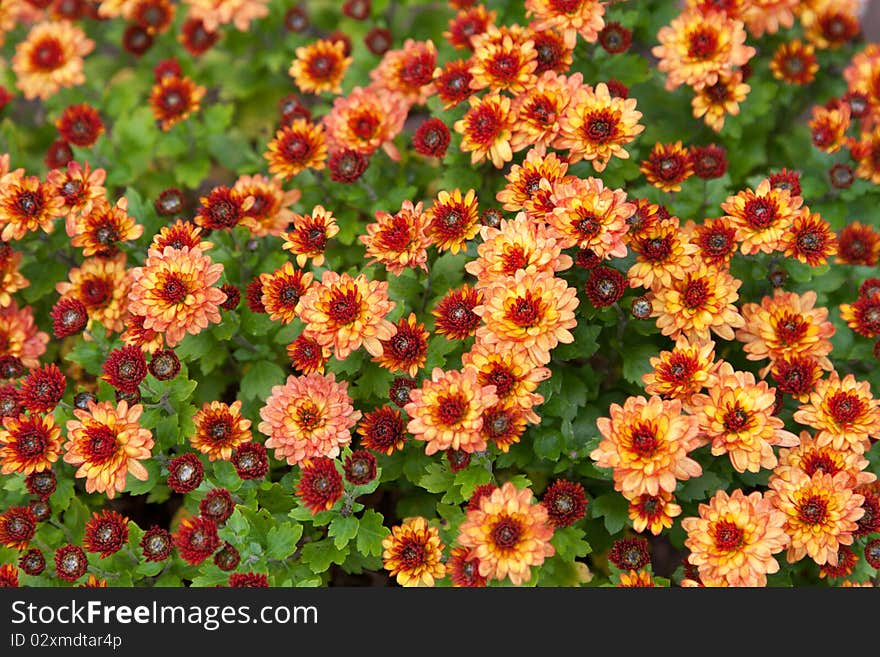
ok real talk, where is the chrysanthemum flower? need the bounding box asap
[0,506,37,550]
[736,290,835,371]
[370,39,437,105]
[405,367,497,455]
[12,21,94,100]
[529,26,573,75]
[0,172,64,242]
[0,412,62,477]
[432,285,482,340]
[286,334,331,375]
[555,82,644,171]
[296,458,343,514]
[234,174,300,238]
[841,292,880,339]
[19,363,66,414]
[412,118,450,158]
[651,262,745,342]
[432,59,475,109]
[289,38,351,95]
[469,26,537,93]
[546,176,633,257]
[803,2,860,50]
[509,72,579,154]
[174,515,220,565]
[836,221,880,265]
[608,536,650,571]
[652,9,755,91]
[258,372,360,466]
[83,510,128,558]
[742,0,798,37]
[641,141,694,192]
[769,470,864,566]
[360,200,430,275]
[793,373,880,454]
[819,546,858,580]
[296,271,395,360]
[373,313,428,377]
[770,355,824,402]
[282,206,338,268]
[68,198,143,257]
[462,340,549,422]
[691,70,750,132]
[583,266,626,308]
[624,198,667,242]
[691,362,799,473]
[151,220,209,253]
[809,103,850,153]
[195,186,253,231]
[524,0,606,48]
[357,405,408,455]
[475,269,578,366]
[445,5,496,50]
[259,262,313,325]
[686,217,737,269]
[773,430,876,488]
[723,178,802,255]
[56,103,103,147]
[167,453,203,494]
[323,86,408,159]
[592,395,702,499]
[479,402,527,452]
[231,441,268,480]
[343,449,377,486]
[382,517,445,587]
[64,400,154,499]
[148,75,205,131]
[199,488,234,524]
[46,161,106,220]
[19,548,45,576]
[54,544,87,582]
[25,471,56,499]
[628,491,682,535]
[690,144,728,179]
[183,0,268,31]
[542,479,587,528]
[129,0,176,33]
[178,17,218,56]
[0,301,48,368]
[213,541,240,571]
[453,93,515,169]
[190,400,252,461]
[496,149,570,216]
[58,252,131,334]
[771,39,818,85]
[448,547,487,587]
[457,482,555,585]
[643,336,719,407]
[617,570,655,587]
[682,489,789,587]
[264,119,327,180]
[424,188,480,254]
[628,218,699,291]
[781,210,837,267]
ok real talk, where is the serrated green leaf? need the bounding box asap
[356,509,388,557]
[590,493,630,535]
[240,360,286,402]
[300,539,347,573]
[328,515,359,550]
[266,523,303,560]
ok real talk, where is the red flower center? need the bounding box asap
[500,246,529,276]
[712,520,744,551]
[584,111,617,143]
[94,221,119,246]
[487,53,519,81]
[630,424,658,456]
[351,112,379,141]
[827,391,865,426]
[399,54,434,88]
[160,275,189,304]
[490,516,522,550]
[389,329,421,361]
[467,106,502,145]
[640,235,673,262]
[16,429,47,458]
[639,496,660,515]
[85,426,119,463]
[399,538,427,568]
[774,313,808,345]
[688,28,719,60]
[797,495,829,525]
[327,287,361,325]
[525,97,556,126]
[279,282,302,307]
[436,394,466,425]
[80,276,112,308]
[365,411,403,447]
[653,154,686,181]
[282,132,312,162]
[795,228,824,254]
[15,191,43,218]
[743,197,777,229]
[30,37,64,71]
[682,278,709,309]
[377,215,415,252]
[60,179,84,205]
[159,88,186,115]
[663,354,697,383]
[307,54,335,79]
[207,418,232,443]
[722,405,751,433]
[801,452,841,477]
[549,0,581,12]
[505,294,543,328]
[296,401,322,430]
[573,211,601,239]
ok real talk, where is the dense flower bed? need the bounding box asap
[0,0,879,588]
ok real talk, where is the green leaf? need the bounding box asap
[300,539,347,573]
[266,523,303,560]
[453,464,492,499]
[677,471,725,502]
[328,515,359,550]
[418,463,455,494]
[590,493,630,535]
[212,460,243,493]
[240,360,286,402]
[355,509,388,558]
[124,459,162,496]
[551,526,592,561]
[225,508,250,537]
[621,342,658,386]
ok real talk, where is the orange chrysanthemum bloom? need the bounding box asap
[264,119,327,180]
[686,217,738,269]
[0,172,64,242]
[46,161,106,220]
[151,220,212,252]
[495,149,570,216]
[546,176,633,256]
[617,570,656,587]
[474,269,578,366]
[555,82,644,172]
[628,218,699,290]
[234,174,300,238]
[850,128,880,185]
[628,492,682,536]
[432,58,475,110]
[510,72,580,154]
[190,400,252,461]
[640,141,694,192]
[773,431,876,488]
[469,26,537,93]
[296,271,395,360]
[282,206,339,268]
[64,400,154,499]
[770,39,819,85]
[323,86,408,159]
[289,39,352,95]
[682,489,789,587]
[259,262,313,325]
[808,103,850,154]
[651,262,744,342]
[768,470,864,565]
[691,70,750,132]
[128,246,225,348]
[425,188,480,254]
[803,1,860,50]
[457,482,555,585]
[405,367,497,455]
[462,340,550,423]
[793,373,880,455]
[736,290,835,371]
[445,4,496,50]
[67,198,144,258]
[360,200,430,276]
[840,294,880,339]
[370,39,437,105]
[149,75,205,131]
[286,334,331,375]
[465,212,573,289]
[770,354,824,403]
[56,253,131,335]
[453,92,515,169]
[258,372,361,466]
[373,313,429,377]
[382,517,445,587]
[12,21,94,100]
[593,395,702,498]
[721,179,802,255]
[0,413,62,475]
[183,0,269,31]
[432,284,482,340]
[0,245,28,309]
[652,9,755,91]
[121,315,164,354]
[643,336,719,407]
[781,210,837,267]
[0,301,48,368]
[524,0,606,48]
[836,220,880,264]
[742,0,798,36]
[691,362,799,473]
